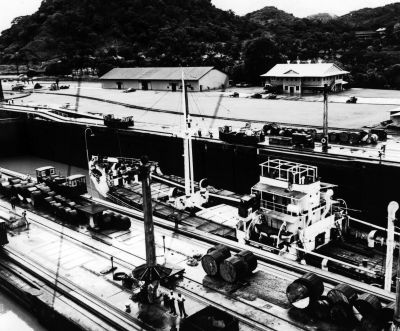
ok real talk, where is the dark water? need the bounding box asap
[0,290,47,331]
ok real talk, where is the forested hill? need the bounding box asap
[1,0,400,89]
[0,0,259,72]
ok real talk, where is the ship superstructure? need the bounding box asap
[239,159,344,258]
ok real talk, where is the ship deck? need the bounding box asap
[314,240,396,286]
[0,194,348,330]
[109,185,237,239]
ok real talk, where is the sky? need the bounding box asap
[0,0,399,34]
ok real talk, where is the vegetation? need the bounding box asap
[0,0,400,89]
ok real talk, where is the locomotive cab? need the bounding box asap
[63,174,87,196]
[36,166,56,183]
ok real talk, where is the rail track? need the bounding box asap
[0,166,395,305]
[0,244,150,331]
[0,204,317,331]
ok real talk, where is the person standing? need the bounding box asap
[10,196,17,211]
[163,291,170,308]
[177,293,188,318]
[169,291,177,316]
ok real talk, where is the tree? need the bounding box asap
[242,37,281,84]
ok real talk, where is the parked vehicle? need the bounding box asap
[250,93,262,99]
[235,82,250,87]
[265,93,277,99]
[123,88,136,93]
[229,92,239,98]
[346,96,357,103]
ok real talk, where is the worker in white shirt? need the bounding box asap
[177,293,188,318]
[169,291,177,316]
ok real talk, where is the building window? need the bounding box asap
[285,86,288,91]
[296,86,299,91]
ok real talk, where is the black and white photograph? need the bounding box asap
[1,0,400,330]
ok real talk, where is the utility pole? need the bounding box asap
[385,201,399,292]
[322,84,329,152]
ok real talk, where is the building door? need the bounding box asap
[171,83,177,92]
[141,81,148,90]
[116,82,122,90]
[289,86,294,95]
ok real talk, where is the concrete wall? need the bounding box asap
[199,69,228,91]
[6,119,395,227]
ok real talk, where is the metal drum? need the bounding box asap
[202,248,231,277]
[207,244,230,256]
[118,216,131,230]
[353,293,382,319]
[338,132,349,144]
[286,272,324,309]
[235,250,257,273]
[381,301,395,323]
[311,296,332,320]
[360,316,384,331]
[349,132,361,145]
[219,256,248,283]
[102,212,113,227]
[327,284,357,324]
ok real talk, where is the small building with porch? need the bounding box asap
[261,62,349,95]
[100,67,228,92]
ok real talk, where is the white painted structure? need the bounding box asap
[261,62,349,95]
[249,159,343,252]
[100,67,228,92]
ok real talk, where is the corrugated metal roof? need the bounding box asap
[100,67,215,81]
[261,63,349,78]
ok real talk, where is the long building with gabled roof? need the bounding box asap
[261,62,349,95]
[100,67,228,92]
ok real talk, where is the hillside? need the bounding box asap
[0,0,259,74]
[245,4,400,88]
[338,3,400,29]
[1,1,400,89]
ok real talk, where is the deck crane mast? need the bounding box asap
[322,84,329,152]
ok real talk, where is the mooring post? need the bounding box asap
[393,249,400,330]
[385,201,399,292]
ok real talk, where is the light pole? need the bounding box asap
[84,127,94,197]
